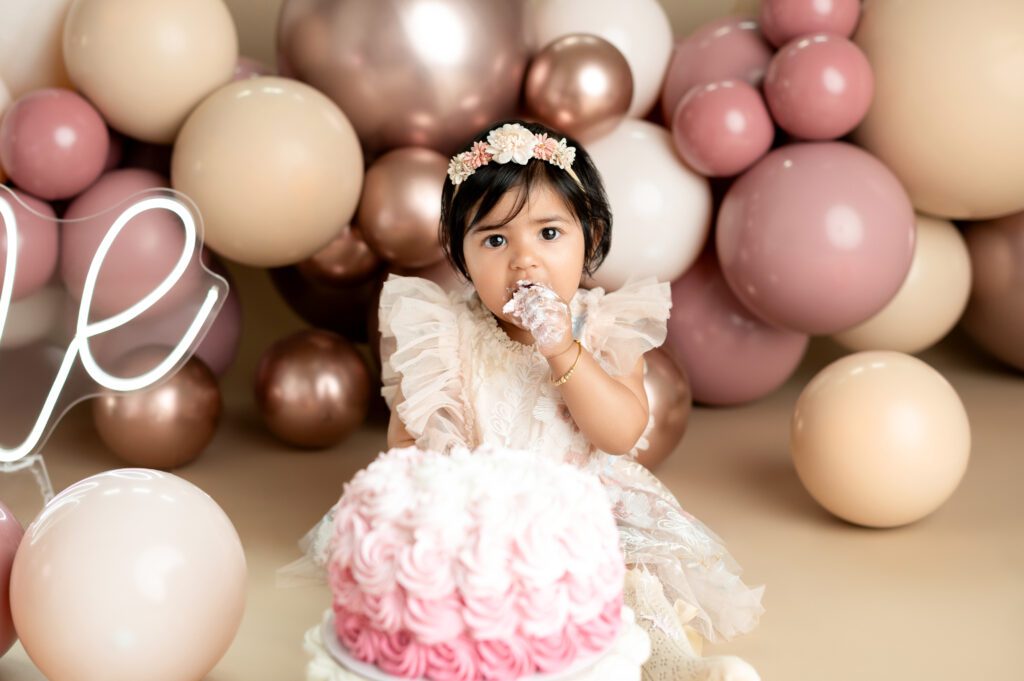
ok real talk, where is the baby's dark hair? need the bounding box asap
[439,119,612,279]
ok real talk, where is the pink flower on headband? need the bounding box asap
[446,123,579,187]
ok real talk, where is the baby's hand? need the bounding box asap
[503,282,573,356]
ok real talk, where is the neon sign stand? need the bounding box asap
[0,186,225,510]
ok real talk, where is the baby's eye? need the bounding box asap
[484,234,506,248]
[540,227,560,241]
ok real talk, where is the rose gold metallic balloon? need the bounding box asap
[358,147,447,269]
[277,0,528,155]
[961,211,1024,370]
[254,329,371,448]
[637,348,692,471]
[525,34,633,142]
[92,352,222,469]
[297,224,383,287]
[269,266,380,343]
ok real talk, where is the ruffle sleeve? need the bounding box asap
[379,275,472,453]
[577,278,672,377]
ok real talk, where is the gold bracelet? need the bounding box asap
[551,340,583,386]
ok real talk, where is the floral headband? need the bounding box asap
[447,123,582,190]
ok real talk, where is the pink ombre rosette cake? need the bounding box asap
[304,446,650,681]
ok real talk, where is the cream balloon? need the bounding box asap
[530,0,673,118]
[833,216,971,354]
[0,0,72,98]
[63,0,238,144]
[586,120,711,290]
[10,469,246,681]
[791,351,970,528]
[853,0,1024,219]
[172,77,364,267]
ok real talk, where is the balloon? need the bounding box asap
[61,168,206,319]
[587,120,711,290]
[63,0,237,143]
[671,79,774,177]
[660,16,773,123]
[0,78,7,184]
[764,34,874,140]
[853,0,1024,219]
[358,148,447,269]
[233,56,272,81]
[0,0,72,98]
[172,77,363,267]
[759,0,861,47]
[637,348,691,470]
[0,188,58,300]
[666,252,808,406]
[524,34,633,142]
[0,499,23,657]
[92,353,222,469]
[960,211,1024,371]
[0,88,109,200]
[833,216,971,354]
[269,266,380,344]
[791,351,970,527]
[11,469,246,681]
[296,224,383,288]
[530,0,672,119]
[716,142,915,335]
[254,329,372,448]
[278,0,527,155]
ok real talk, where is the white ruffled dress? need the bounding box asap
[375,275,764,645]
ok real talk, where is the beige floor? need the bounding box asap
[1,266,1021,681]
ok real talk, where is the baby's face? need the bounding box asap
[462,181,585,328]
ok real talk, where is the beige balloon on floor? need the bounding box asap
[791,351,970,528]
[833,215,971,354]
[853,0,1024,219]
[63,0,237,144]
[172,77,363,267]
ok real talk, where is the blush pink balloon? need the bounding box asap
[0,88,109,200]
[764,33,874,140]
[61,168,205,319]
[0,500,23,658]
[0,188,58,300]
[671,80,774,177]
[666,252,809,406]
[660,16,773,123]
[716,142,916,335]
[760,0,861,47]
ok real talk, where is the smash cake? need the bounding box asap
[304,446,650,681]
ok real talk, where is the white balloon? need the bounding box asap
[833,215,972,354]
[587,120,711,291]
[529,0,673,118]
[0,0,73,98]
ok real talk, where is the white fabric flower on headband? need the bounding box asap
[447,123,581,188]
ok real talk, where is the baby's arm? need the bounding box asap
[548,344,649,455]
[386,386,417,449]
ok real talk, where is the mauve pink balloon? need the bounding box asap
[671,79,774,177]
[0,500,23,658]
[760,0,861,47]
[61,168,205,319]
[0,188,58,300]
[716,142,915,335]
[0,88,109,200]
[660,16,773,122]
[666,252,809,406]
[764,33,874,140]
[195,269,241,376]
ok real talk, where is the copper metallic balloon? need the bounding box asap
[254,329,372,448]
[358,147,447,269]
[92,352,222,469]
[961,211,1024,371]
[297,223,383,287]
[277,0,528,155]
[637,348,692,471]
[524,34,633,142]
[269,266,381,343]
